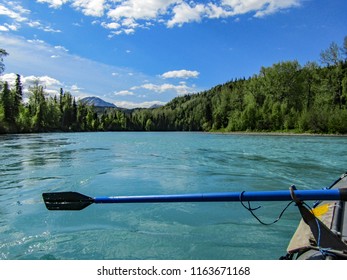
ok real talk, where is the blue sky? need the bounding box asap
[0,0,346,108]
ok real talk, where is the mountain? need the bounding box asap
[149,104,163,109]
[80,97,117,108]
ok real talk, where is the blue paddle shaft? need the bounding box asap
[94,189,346,204]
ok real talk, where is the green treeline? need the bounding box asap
[0,79,130,133]
[132,39,347,134]
[144,59,347,134]
[1,38,347,134]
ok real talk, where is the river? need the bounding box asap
[0,132,346,259]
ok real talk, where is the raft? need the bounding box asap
[282,173,347,260]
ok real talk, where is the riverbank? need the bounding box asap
[1,129,347,137]
[208,129,347,137]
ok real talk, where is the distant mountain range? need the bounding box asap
[80,96,163,110]
[80,97,117,108]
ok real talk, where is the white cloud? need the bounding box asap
[36,0,69,9]
[107,0,177,20]
[27,20,42,28]
[27,39,45,44]
[0,73,18,86]
[0,1,62,33]
[161,69,200,79]
[114,100,166,109]
[123,28,135,35]
[109,0,300,33]
[167,2,207,28]
[0,25,9,31]
[31,0,301,35]
[205,3,231,19]
[8,23,19,31]
[54,45,69,52]
[114,90,135,96]
[132,82,194,95]
[69,84,83,92]
[221,0,301,17]
[72,0,106,17]
[109,30,122,37]
[23,75,62,88]
[121,18,139,29]
[101,21,121,29]
[0,2,29,22]
[0,73,63,97]
[0,23,18,31]
[42,26,62,32]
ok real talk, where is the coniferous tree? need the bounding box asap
[1,81,15,125]
[13,74,23,122]
[0,49,8,74]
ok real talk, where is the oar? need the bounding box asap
[42,189,347,211]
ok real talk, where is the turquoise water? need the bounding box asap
[0,132,346,260]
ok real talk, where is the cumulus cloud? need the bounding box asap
[0,73,92,99]
[1,73,61,88]
[69,84,83,92]
[109,0,301,30]
[32,0,301,35]
[167,2,207,27]
[0,73,18,86]
[107,0,177,20]
[161,69,200,79]
[0,73,63,97]
[132,81,194,95]
[72,0,106,17]
[101,21,121,29]
[25,75,62,88]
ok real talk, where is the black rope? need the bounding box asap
[239,191,294,226]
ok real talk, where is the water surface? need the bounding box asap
[0,132,346,259]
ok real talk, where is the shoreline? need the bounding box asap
[1,130,347,137]
[208,131,347,137]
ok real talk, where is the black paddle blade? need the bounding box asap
[42,192,94,211]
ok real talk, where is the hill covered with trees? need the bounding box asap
[1,38,347,134]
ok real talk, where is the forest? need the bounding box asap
[1,38,347,134]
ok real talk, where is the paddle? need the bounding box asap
[42,188,347,211]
